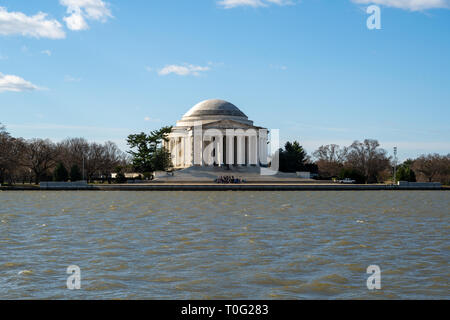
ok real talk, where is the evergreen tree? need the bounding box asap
[53,162,69,182]
[279,141,308,172]
[396,163,416,182]
[70,164,83,181]
[151,147,172,172]
[127,126,173,172]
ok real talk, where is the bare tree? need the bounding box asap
[0,125,26,184]
[57,138,126,182]
[0,126,13,184]
[1,127,128,185]
[101,141,127,177]
[412,154,450,183]
[0,125,12,183]
[346,139,391,183]
[21,139,58,184]
[313,144,348,178]
[57,137,90,170]
[86,142,106,181]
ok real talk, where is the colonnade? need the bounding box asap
[167,130,268,168]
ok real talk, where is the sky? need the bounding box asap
[0,0,449,161]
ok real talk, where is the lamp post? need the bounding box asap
[82,155,85,182]
[393,147,398,185]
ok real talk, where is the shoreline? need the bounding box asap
[1,184,447,191]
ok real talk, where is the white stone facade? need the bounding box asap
[165,99,269,169]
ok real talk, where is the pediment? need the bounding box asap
[202,119,264,130]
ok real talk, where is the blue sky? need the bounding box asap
[0,0,449,161]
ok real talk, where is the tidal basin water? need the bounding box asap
[0,191,448,299]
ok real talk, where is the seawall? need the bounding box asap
[92,184,445,191]
[1,184,446,191]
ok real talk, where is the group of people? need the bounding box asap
[215,176,244,184]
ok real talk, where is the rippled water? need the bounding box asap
[0,191,448,299]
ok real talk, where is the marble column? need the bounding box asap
[249,135,257,165]
[204,136,212,166]
[237,135,245,166]
[245,136,249,166]
[194,131,203,166]
[175,138,180,167]
[226,131,234,166]
[217,135,223,167]
[256,136,261,166]
[182,136,186,167]
[259,131,268,166]
[187,135,193,166]
[171,139,175,166]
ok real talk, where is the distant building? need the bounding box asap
[111,173,142,179]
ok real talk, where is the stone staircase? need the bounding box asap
[153,166,318,183]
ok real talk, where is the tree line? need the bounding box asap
[312,140,449,184]
[0,124,127,184]
[278,139,449,184]
[1,122,448,185]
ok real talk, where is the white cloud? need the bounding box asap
[218,0,293,9]
[144,116,162,122]
[60,0,112,31]
[0,72,41,92]
[41,50,52,56]
[64,11,88,31]
[270,64,288,70]
[0,7,65,39]
[351,0,450,11]
[64,75,82,82]
[158,64,211,76]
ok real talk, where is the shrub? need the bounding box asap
[115,172,126,184]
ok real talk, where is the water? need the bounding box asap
[0,191,448,299]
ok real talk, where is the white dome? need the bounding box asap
[176,99,254,127]
[182,99,248,119]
